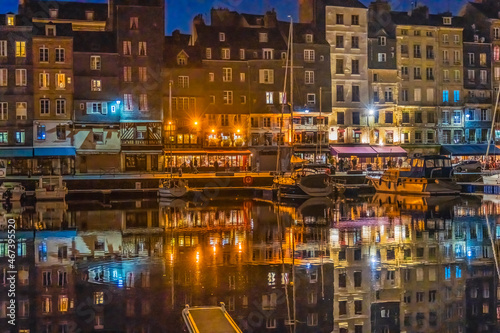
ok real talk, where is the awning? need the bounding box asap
[0,148,33,158]
[166,150,207,155]
[330,146,377,157]
[440,144,500,156]
[207,150,252,155]
[371,146,407,157]
[34,147,76,157]
[76,149,120,155]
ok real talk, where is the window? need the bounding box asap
[0,102,7,120]
[401,89,408,102]
[480,70,487,84]
[6,14,14,26]
[426,45,434,59]
[209,72,214,82]
[305,71,314,84]
[221,48,230,59]
[130,16,138,30]
[262,48,273,59]
[385,88,393,102]
[39,46,49,62]
[305,34,313,43]
[90,55,101,70]
[206,48,212,59]
[219,32,226,42]
[336,85,344,102]
[139,67,147,82]
[468,70,475,82]
[443,69,450,81]
[259,32,268,43]
[55,48,65,62]
[480,53,487,66]
[336,35,344,48]
[354,271,362,287]
[454,90,460,103]
[402,112,410,123]
[454,110,461,124]
[414,30,421,36]
[401,66,408,76]
[352,36,359,49]
[139,94,148,111]
[87,102,107,115]
[352,60,359,74]
[210,95,215,104]
[222,68,232,82]
[91,79,101,91]
[378,53,386,62]
[122,41,132,55]
[352,15,359,25]
[16,41,26,57]
[336,59,344,74]
[0,130,7,143]
[56,125,66,140]
[15,69,26,86]
[427,131,434,142]
[307,93,316,105]
[40,99,49,115]
[337,112,344,125]
[56,99,66,115]
[304,49,315,62]
[55,73,65,89]
[378,36,386,46]
[454,70,460,82]
[426,67,434,80]
[413,44,421,58]
[0,41,6,57]
[124,94,133,111]
[42,297,52,314]
[352,86,360,102]
[240,95,246,104]
[442,110,450,124]
[39,73,49,89]
[240,72,245,82]
[239,48,245,59]
[178,75,189,88]
[123,66,132,82]
[259,69,274,84]
[16,102,27,120]
[138,42,147,56]
[481,108,488,121]
[443,17,451,25]
[223,91,233,105]
[495,28,500,40]
[468,53,475,65]
[401,44,409,55]
[0,68,6,86]
[443,90,449,102]
[373,89,379,102]
[94,292,104,305]
[414,67,421,79]
[266,92,273,104]
[427,88,434,102]
[454,50,461,64]
[336,14,344,24]
[414,88,421,102]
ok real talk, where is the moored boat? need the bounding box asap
[158,178,188,198]
[366,155,460,195]
[274,165,334,198]
[35,176,68,200]
[0,182,26,201]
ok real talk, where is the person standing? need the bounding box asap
[193,158,198,174]
[214,160,219,172]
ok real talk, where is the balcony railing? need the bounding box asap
[122,139,162,146]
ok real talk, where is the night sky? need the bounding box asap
[0,0,469,34]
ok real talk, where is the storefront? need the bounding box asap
[330,145,407,170]
[294,147,330,164]
[33,147,76,175]
[165,149,252,171]
[440,144,500,164]
[0,148,33,175]
[123,151,161,172]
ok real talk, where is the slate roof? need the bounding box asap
[24,1,108,21]
[468,1,500,19]
[73,31,117,53]
[193,24,287,49]
[0,14,32,27]
[164,34,202,67]
[277,21,329,44]
[324,0,367,9]
[391,10,465,28]
[32,22,73,36]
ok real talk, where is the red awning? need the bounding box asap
[330,146,377,157]
[371,146,407,157]
[338,129,345,133]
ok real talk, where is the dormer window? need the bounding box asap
[177,51,188,65]
[46,25,56,37]
[49,9,58,19]
[305,34,313,43]
[219,32,225,42]
[85,11,94,21]
[259,32,268,43]
[6,14,14,26]
[443,17,451,25]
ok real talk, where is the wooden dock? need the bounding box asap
[182,303,242,333]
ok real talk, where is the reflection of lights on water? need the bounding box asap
[238,243,242,252]
[371,256,377,264]
[213,245,216,254]
[112,270,118,279]
[306,263,311,269]
[467,250,472,258]
[118,278,124,288]
[196,252,200,263]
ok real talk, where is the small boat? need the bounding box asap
[274,165,334,198]
[182,303,242,333]
[483,173,500,185]
[35,176,68,200]
[366,155,461,195]
[158,178,188,198]
[0,182,26,201]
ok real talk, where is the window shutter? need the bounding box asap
[259,69,264,83]
[102,102,108,115]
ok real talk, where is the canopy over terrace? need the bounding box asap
[440,144,500,156]
[329,145,407,158]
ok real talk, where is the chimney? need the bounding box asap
[264,9,277,28]
[106,0,114,31]
[18,0,28,15]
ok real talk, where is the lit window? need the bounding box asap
[124,94,133,111]
[39,73,49,89]
[15,130,25,144]
[139,94,148,111]
[59,296,68,312]
[15,69,26,86]
[259,32,268,43]
[0,102,6,120]
[221,48,230,60]
[266,92,273,104]
[0,68,6,86]
[6,15,14,26]
[139,67,147,82]
[90,55,101,70]
[56,73,66,89]
[123,41,131,55]
[16,41,26,57]
[123,66,132,82]
[259,69,274,84]
[91,79,101,91]
[206,48,212,59]
[0,41,6,57]
[219,32,226,42]
[138,42,147,56]
[94,292,104,305]
[130,17,138,30]
[304,49,315,62]
[16,102,27,120]
[223,91,233,105]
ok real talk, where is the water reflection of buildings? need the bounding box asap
[0,196,499,332]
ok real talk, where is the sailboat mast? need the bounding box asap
[289,16,294,155]
[277,21,292,174]
[486,84,500,159]
[169,80,173,176]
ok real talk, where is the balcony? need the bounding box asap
[464,96,492,104]
[122,139,162,146]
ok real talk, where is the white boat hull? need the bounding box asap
[158,186,187,198]
[368,175,460,195]
[483,173,500,185]
[35,188,68,200]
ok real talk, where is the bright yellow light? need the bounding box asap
[194,121,198,126]
[238,243,242,252]
[211,129,215,133]
[196,251,200,263]
[237,129,240,133]
[213,245,216,254]
[168,121,172,125]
